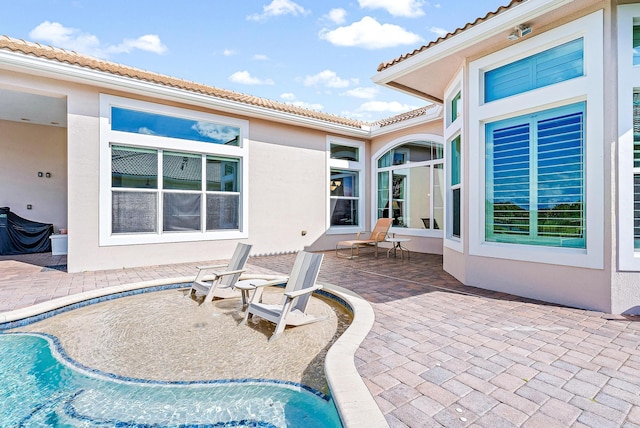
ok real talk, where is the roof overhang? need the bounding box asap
[372,0,580,104]
[0,49,372,138]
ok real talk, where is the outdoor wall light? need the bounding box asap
[45,172,51,178]
[508,24,532,40]
[38,172,43,177]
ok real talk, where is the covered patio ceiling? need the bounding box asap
[0,87,66,127]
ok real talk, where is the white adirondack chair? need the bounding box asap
[186,243,254,304]
[242,251,325,340]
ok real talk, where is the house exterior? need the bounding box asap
[374,0,640,315]
[3,0,640,315]
[0,36,444,276]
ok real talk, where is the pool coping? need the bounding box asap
[0,274,388,428]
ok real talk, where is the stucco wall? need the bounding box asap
[65,90,335,271]
[0,119,67,231]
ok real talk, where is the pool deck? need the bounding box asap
[1,250,640,427]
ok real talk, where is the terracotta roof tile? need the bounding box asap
[377,0,526,72]
[373,104,440,128]
[0,35,371,129]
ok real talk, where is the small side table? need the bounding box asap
[234,279,267,306]
[386,238,411,259]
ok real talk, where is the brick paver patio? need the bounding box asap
[1,250,639,427]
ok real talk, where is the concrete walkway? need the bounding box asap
[1,250,640,427]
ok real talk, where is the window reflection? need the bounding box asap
[112,107,241,146]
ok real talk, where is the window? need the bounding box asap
[470,10,602,268]
[111,146,240,234]
[330,169,359,226]
[376,141,444,231]
[485,102,585,248]
[327,138,365,232]
[112,107,241,145]
[450,136,461,238]
[484,38,584,103]
[100,95,248,246]
[634,93,640,248]
[451,91,461,123]
[634,24,640,66]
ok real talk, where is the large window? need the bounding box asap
[484,38,584,103]
[328,138,365,232]
[100,95,248,245]
[111,146,240,234]
[485,102,585,248]
[376,141,444,231]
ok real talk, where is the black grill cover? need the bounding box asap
[0,207,54,255]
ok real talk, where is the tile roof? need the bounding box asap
[372,104,440,128]
[0,35,370,129]
[377,0,526,72]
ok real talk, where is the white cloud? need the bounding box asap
[252,54,269,61]
[302,70,356,88]
[228,71,275,85]
[326,8,347,25]
[223,49,236,56]
[358,0,425,18]
[358,100,418,113]
[29,21,167,58]
[343,87,379,99]
[247,0,309,21]
[319,17,422,49]
[279,93,323,110]
[192,122,239,143]
[106,34,167,55]
[429,26,448,38]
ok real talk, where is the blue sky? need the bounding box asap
[1,0,508,122]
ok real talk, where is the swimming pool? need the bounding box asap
[1,332,342,427]
[0,284,350,427]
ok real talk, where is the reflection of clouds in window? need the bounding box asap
[138,127,156,135]
[192,122,240,145]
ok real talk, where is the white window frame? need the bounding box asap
[371,134,444,238]
[99,94,249,246]
[618,4,640,270]
[326,136,366,235]
[444,70,464,253]
[468,11,604,269]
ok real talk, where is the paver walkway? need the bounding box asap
[1,250,639,427]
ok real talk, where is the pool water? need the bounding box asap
[0,333,342,427]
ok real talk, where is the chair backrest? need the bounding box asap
[220,243,252,286]
[368,218,393,241]
[283,251,324,313]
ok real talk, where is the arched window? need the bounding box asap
[376,141,444,232]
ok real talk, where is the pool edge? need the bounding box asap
[320,282,389,428]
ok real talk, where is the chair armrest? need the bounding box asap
[251,277,289,288]
[203,268,246,278]
[356,231,370,240]
[284,284,322,299]
[372,231,388,241]
[196,263,227,270]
